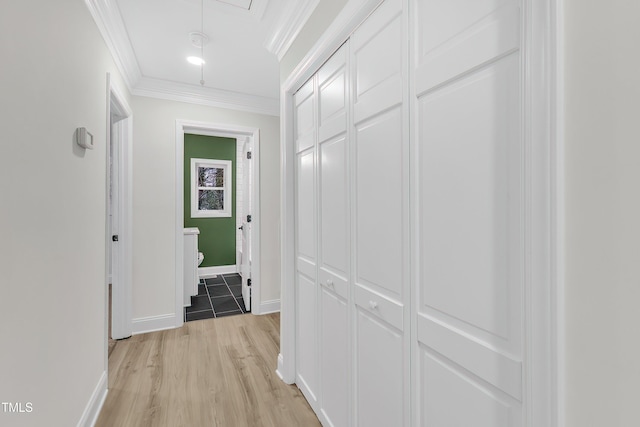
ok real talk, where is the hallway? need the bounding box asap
[96,313,320,426]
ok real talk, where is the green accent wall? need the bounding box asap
[184,134,236,267]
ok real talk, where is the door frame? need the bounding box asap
[278,0,564,425]
[240,138,253,311]
[175,119,262,326]
[106,73,133,344]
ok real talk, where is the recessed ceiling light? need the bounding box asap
[187,56,205,66]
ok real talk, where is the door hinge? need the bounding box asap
[112,235,119,242]
[247,214,252,223]
[247,278,252,287]
[246,151,252,159]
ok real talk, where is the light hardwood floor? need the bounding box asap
[96,313,320,427]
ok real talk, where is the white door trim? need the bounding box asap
[527,0,565,424]
[551,1,565,424]
[106,73,133,343]
[175,119,262,326]
[278,0,563,425]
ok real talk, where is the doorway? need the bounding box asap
[106,74,133,346]
[183,133,249,320]
[175,120,262,329]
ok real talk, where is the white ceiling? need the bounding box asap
[89,0,321,115]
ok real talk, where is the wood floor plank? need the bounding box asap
[96,313,320,427]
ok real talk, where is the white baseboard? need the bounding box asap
[258,299,280,314]
[132,313,177,335]
[198,264,237,277]
[76,371,107,427]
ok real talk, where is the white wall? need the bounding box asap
[564,0,640,425]
[0,0,129,426]
[279,0,348,82]
[130,96,280,320]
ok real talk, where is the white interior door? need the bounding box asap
[107,120,115,286]
[294,77,319,408]
[351,0,408,425]
[413,0,524,425]
[109,110,133,340]
[107,79,133,340]
[240,138,252,311]
[109,118,120,336]
[317,43,350,427]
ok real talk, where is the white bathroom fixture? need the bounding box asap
[183,227,200,307]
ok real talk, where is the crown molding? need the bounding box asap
[264,0,320,61]
[84,0,142,89]
[132,77,279,116]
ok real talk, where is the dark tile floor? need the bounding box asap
[184,273,249,322]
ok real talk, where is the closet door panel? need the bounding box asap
[319,43,349,284]
[415,52,524,426]
[297,272,318,400]
[413,0,523,424]
[318,44,348,143]
[352,0,408,426]
[355,107,403,301]
[296,80,316,153]
[355,309,404,427]
[318,42,350,427]
[295,149,318,401]
[352,0,403,124]
[295,78,319,406]
[352,0,405,302]
[414,0,519,95]
[296,150,316,262]
[419,349,521,427]
[320,288,349,427]
[319,136,349,279]
[418,56,522,349]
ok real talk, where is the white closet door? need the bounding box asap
[351,0,408,425]
[294,78,319,405]
[318,44,350,427]
[413,0,524,425]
